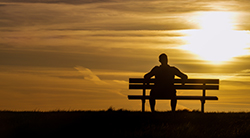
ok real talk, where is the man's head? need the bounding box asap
[159,53,168,64]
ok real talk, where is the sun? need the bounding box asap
[181,12,250,64]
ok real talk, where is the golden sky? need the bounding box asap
[1,0,250,111]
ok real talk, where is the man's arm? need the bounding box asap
[144,66,157,83]
[174,67,188,85]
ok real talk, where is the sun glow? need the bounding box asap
[182,12,250,64]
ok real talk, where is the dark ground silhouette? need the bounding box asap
[1,109,250,138]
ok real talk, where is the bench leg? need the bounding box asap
[201,100,205,113]
[142,99,145,112]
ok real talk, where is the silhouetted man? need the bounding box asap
[144,53,188,112]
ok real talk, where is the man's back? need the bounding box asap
[154,65,175,85]
[145,64,184,93]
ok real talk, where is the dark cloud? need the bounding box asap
[98,1,212,14]
[0,0,113,4]
[1,0,246,32]
[0,0,237,10]
[0,29,18,32]
[39,30,184,37]
[0,0,234,31]
[0,3,197,31]
[54,75,83,79]
[0,45,227,74]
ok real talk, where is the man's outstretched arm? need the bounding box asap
[174,67,188,85]
[144,66,157,83]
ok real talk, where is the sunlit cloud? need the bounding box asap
[181,11,250,64]
[74,66,105,85]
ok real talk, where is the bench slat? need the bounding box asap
[129,78,219,84]
[129,85,219,90]
[128,95,218,100]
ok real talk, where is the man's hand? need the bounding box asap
[144,78,150,86]
[182,80,186,86]
[181,75,188,86]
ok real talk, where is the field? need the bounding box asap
[1,108,250,138]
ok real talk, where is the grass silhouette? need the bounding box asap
[1,108,250,138]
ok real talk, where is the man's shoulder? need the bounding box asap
[150,66,160,72]
[152,65,160,69]
[169,66,180,71]
[170,66,177,69]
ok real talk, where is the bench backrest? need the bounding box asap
[129,78,219,90]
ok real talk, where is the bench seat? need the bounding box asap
[128,95,218,100]
[128,78,219,112]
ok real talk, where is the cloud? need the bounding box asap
[1,0,246,33]
[74,66,106,85]
[0,0,237,12]
[0,0,221,31]
[0,0,113,4]
[235,69,250,77]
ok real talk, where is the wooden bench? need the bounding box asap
[128,78,219,112]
